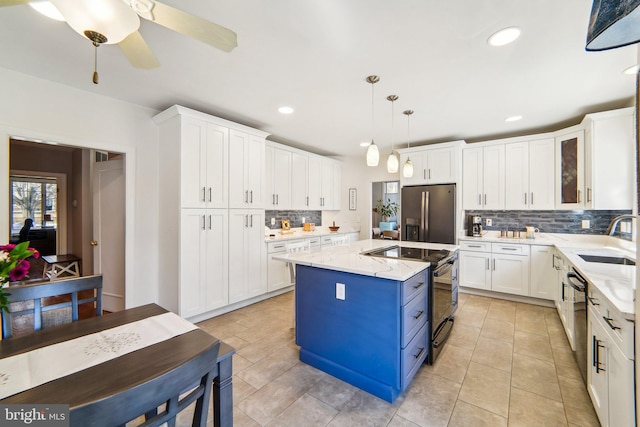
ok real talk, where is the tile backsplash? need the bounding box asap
[265,210,322,229]
[466,210,633,237]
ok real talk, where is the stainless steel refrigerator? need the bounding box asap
[401,184,456,244]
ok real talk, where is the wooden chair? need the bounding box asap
[285,240,310,328]
[2,275,103,339]
[70,339,221,427]
[382,230,400,240]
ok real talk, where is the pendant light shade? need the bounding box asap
[402,110,414,178]
[386,95,399,173]
[586,0,640,51]
[365,75,380,167]
[366,141,380,166]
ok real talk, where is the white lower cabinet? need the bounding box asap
[529,245,556,300]
[555,252,574,350]
[229,210,266,304]
[179,209,228,318]
[459,240,530,296]
[266,240,296,292]
[587,286,635,427]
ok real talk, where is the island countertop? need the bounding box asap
[272,239,459,281]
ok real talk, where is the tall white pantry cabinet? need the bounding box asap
[154,105,269,320]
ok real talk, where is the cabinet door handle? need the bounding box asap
[413,310,424,320]
[208,215,212,230]
[486,258,489,270]
[561,282,565,301]
[577,189,582,203]
[202,187,207,202]
[245,190,248,203]
[484,194,487,205]
[202,215,206,230]
[250,215,253,227]
[587,187,591,203]
[478,194,482,205]
[306,196,309,206]
[603,316,621,331]
[423,169,426,180]
[413,347,425,359]
[492,259,496,270]
[276,194,279,205]
[244,215,248,227]
[428,169,431,179]
[593,336,606,373]
[587,296,599,306]
[250,190,253,203]
[208,187,212,202]
[530,192,534,205]
[272,194,275,205]
[524,193,527,205]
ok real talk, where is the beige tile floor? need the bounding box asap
[195,291,601,427]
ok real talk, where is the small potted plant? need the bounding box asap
[0,242,39,312]
[376,199,399,231]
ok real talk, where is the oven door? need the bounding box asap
[430,257,455,363]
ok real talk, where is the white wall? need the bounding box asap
[323,156,401,240]
[0,67,160,308]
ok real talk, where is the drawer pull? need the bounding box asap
[273,245,284,249]
[413,281,425,290]
[413,347,425,359]
[587,296,599,306]
[603,316,621,331]
[467,245,482,248]
[413,310,424,320]
[500,247,518,251]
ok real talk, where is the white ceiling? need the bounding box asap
[0,0,636,158]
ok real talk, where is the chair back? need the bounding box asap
[2,275,103,339]
[70,340,221,427]
[285,240,310,282]
[382,230,400,240]
[330,234,350,245]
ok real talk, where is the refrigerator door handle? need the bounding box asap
[422,191,429,242]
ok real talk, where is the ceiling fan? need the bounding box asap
[0,0,238,83]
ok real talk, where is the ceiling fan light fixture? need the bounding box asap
[29,1,65,21]
[52,0,140,44]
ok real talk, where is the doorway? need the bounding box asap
[371,180,400,239]
[8,139,126,311]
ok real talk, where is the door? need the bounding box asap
[93,157,125,312]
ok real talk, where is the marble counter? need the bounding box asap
[272,239,458,282]
[264,226,359,242]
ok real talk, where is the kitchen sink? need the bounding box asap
[578,254,636,266]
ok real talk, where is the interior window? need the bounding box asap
[10,176,58,236]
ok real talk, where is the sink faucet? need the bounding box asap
[605,214,636,236]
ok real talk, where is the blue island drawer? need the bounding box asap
[402,271,428,305]
[401,321,429,389]
[402,288,427,347]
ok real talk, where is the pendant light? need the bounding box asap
[402,110,414,178]
[365,75,380,167]
[586,0,640,51]
[386,95,399,173]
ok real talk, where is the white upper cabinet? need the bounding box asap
[555,130,585,209]
[505,138,555,210]
[462,145,504,210]
[398,142,461,187]
[265,144,292,209]
[582,108,635,210]
[229,130,265,209]
[291,152,310,209]
[306,154,340,210]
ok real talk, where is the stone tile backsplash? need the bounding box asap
[265,210,322,229]
[466,210,633,237]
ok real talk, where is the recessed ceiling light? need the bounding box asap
[359,141,371,147]
[488,27,521,47]
[278,106,294,114]
[623,64,640,75]
[505,115,523,122]
[29,1,65,21]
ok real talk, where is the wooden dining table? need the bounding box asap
[0,303,235,427]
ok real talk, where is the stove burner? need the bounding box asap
[362,245,451,263]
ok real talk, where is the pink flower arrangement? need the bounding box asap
[0,242,39,311]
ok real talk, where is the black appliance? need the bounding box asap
[360,245,458,364]
[466,215,482,237]
[401,184,456,244]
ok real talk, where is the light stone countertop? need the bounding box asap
[265,226,359,242]
[272,239,459,282]
[461,231,636,320]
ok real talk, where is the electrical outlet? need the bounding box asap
[582,219,590,229]
[486,218,492,227]
[302,217,306,224]
[336,283,345,300]
[270,218,275,226]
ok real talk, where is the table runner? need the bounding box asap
[0,312,198,400]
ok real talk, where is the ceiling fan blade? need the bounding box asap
[141,1,237,53]
[0,0,30,6]
[119,31,160,69]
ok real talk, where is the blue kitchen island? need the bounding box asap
[275,239,456,402]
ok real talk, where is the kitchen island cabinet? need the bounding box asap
[295,265,429,403]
